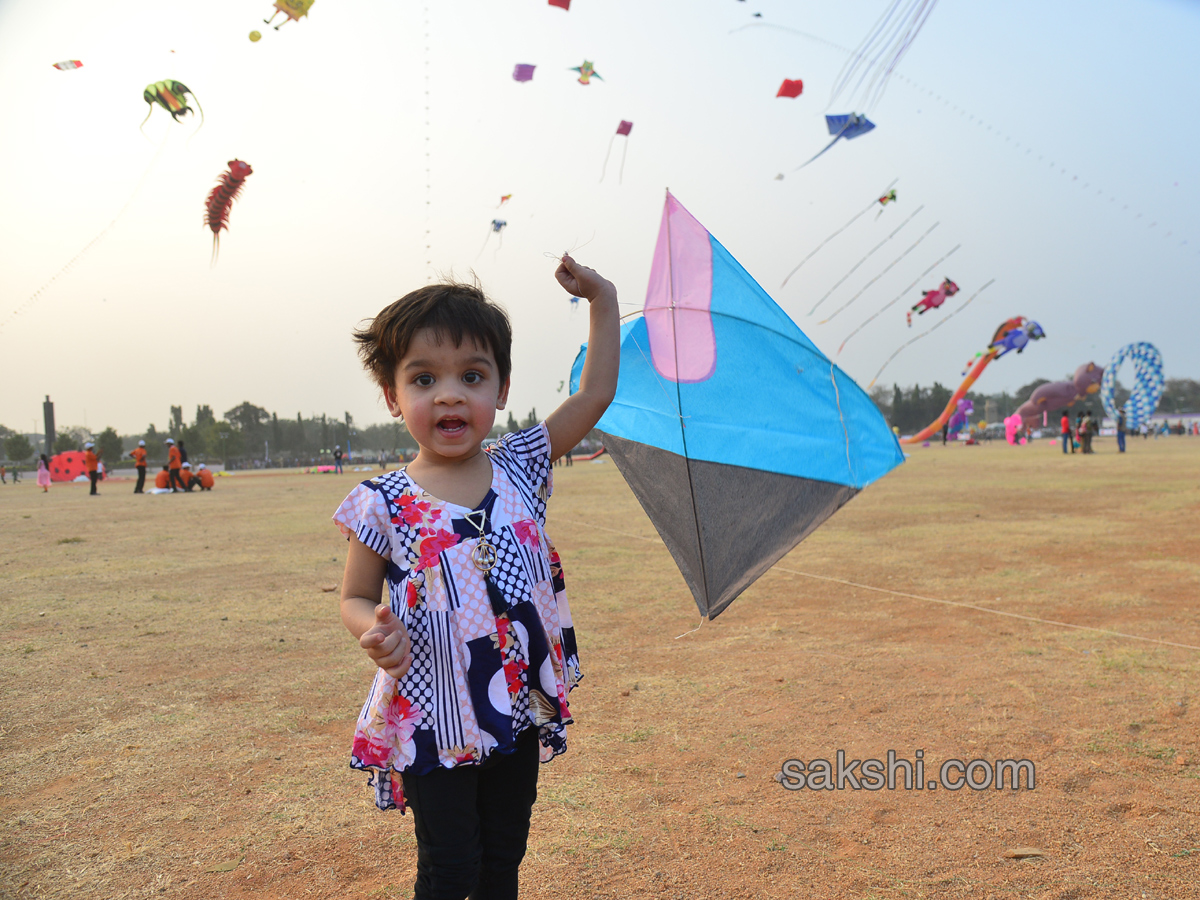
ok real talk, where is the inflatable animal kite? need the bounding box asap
[570,191,903,619]
[1100,342,1164,430]
[141,80,203,134]
[204,159,253,263]
[264,0,314,30]
[947,398,974,435]
[1016,362,1103,426]
[907,278,959,326]
[989,319,1045,358]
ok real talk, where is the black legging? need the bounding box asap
[134,466,146,493]
[169,468,185,491]
[400,727,540,900]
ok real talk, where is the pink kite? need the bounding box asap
[776,79,803,98]
[548,0,570,9]
[906,278,959,326]
[512,64,535,82]
[600,120,634,183]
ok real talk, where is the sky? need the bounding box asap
[1,0,1198,438]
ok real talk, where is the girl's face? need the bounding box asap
[384,328,509,464]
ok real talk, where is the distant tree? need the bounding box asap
[170,405,184,434]
[5,433,33,462]
[224,401,271,434]
[506,412,519,432]
[195,405,215,428]
[869,385,892,419]
[520,408,538,429]
[96,427,123,465]
[55,431,80,453]
[1160,378,1200,414]
[0,423,13,439]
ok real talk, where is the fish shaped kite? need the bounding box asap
[906,278,959,326]
[53,60,83,71]
[512,64,535,82]
[140,80,203,134]
[570,60,602,85]
[570,192,904,619]
[263,0,314,30]
[794,113,875,170]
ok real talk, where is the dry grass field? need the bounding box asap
[2,436,1199,899]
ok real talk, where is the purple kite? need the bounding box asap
[947,398,973,435]
[512,64,535,82]
[600,120,633,184]
[1015,362,1104,426]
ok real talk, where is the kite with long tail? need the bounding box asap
[780,179,897,289]
[599,120,633,183]
[204,159,253,264]
[807,204,924,316]
[570,191,903,619]
[817,221,941,322]
[793,113,875,171]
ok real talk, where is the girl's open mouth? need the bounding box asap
[437,417,467,437]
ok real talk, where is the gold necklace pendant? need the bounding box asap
[465,510,496,573]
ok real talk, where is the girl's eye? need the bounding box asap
[415,374,434,386]
[463,371,483,385]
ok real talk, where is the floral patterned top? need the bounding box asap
[332,423,581,812]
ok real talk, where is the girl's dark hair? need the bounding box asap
[353,281,512,390]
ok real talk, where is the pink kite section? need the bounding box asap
[776,78,803,98]
[616,120,633,136]
[513,64,535,82]
[548,0,570,9]
[643,193,716,384]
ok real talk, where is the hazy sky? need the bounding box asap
[2,0,1197,437]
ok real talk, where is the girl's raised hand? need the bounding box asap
[359,603,413,678]
[555,253,615,302]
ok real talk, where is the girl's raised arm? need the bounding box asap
[544,254,620,461]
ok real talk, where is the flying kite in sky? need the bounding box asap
[906,278,959,326]
[549,0,570,9]
[806,204,924,316]
[793,113,875,170]
[779,179,898,287]
[476,219,508,259]
[988,318,1045,358]
[570,191,903,619]
[512,64,535,82]
[53,60,83,71]
[897,312,1035,445]
[829,0,941,109]
[263,0,315,30]
[570,61,602,84]
[1100,342,1164,430]
[140,80,203,134]
[875,188,897,218]
[497,194,512,207]
[599,120,633,184]
[204,159,253,264]
[776,79,804,98]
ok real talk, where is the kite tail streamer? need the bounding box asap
[619,139,628,185]
[1,131,170,334]
[867,278,995,389]
[782,178,897,290]
[599,133,616,182]
[836,243,961,353]
[818,221,940,323]
[808,204,924,315]
[792,123,851,172]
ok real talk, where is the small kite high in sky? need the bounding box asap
[512,64,535,82]
[263,0,315,30]
[793,113,875,170]
[548,0,570,9]
[599,120,633,184]
[52,60,83,71]
[570,60,602,84]
[497,194,512,207]
[776,78,803,98]
[570,191,903,619]
[140,80,203,135]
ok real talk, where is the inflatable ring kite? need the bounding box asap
[1100,342,1164,430]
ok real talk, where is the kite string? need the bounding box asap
[836,243,960,354]
[808,204,925,315]
[551,518,1200,652]
[867,277,995,387]
[818,220,940,323]
[782,177,898,290]
[598,132,616,183]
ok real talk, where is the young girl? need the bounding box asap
[334,254,618,900]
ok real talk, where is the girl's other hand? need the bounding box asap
[359,603,413,678]
[555,253,614,302]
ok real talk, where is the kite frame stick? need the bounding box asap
[818,221,941,323]
[781,178,897,290]
[836,243,961,353]
[868,277,995,389]
[808,204,924,316]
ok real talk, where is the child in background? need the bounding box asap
[333,254,618,900]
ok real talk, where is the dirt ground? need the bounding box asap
[2,436,1199,899]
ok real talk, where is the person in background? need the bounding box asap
[1081,410,1095,454]
[0,464,6,484]
[180,461,195,491]
[166,438,184,492]
[84,441,101,495]
[178,440,189,466]
[37,454,51,492]
[11,465,19,483]
[1060,410,1072,454]
[1116,409,1127,453]
[334,444,344,474]
[155,465,171,489]
[195,463,215,490]
[129,440,148,493]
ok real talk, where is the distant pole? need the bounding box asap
[43,396,55,457]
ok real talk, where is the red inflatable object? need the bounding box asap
[49,451,88,482]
